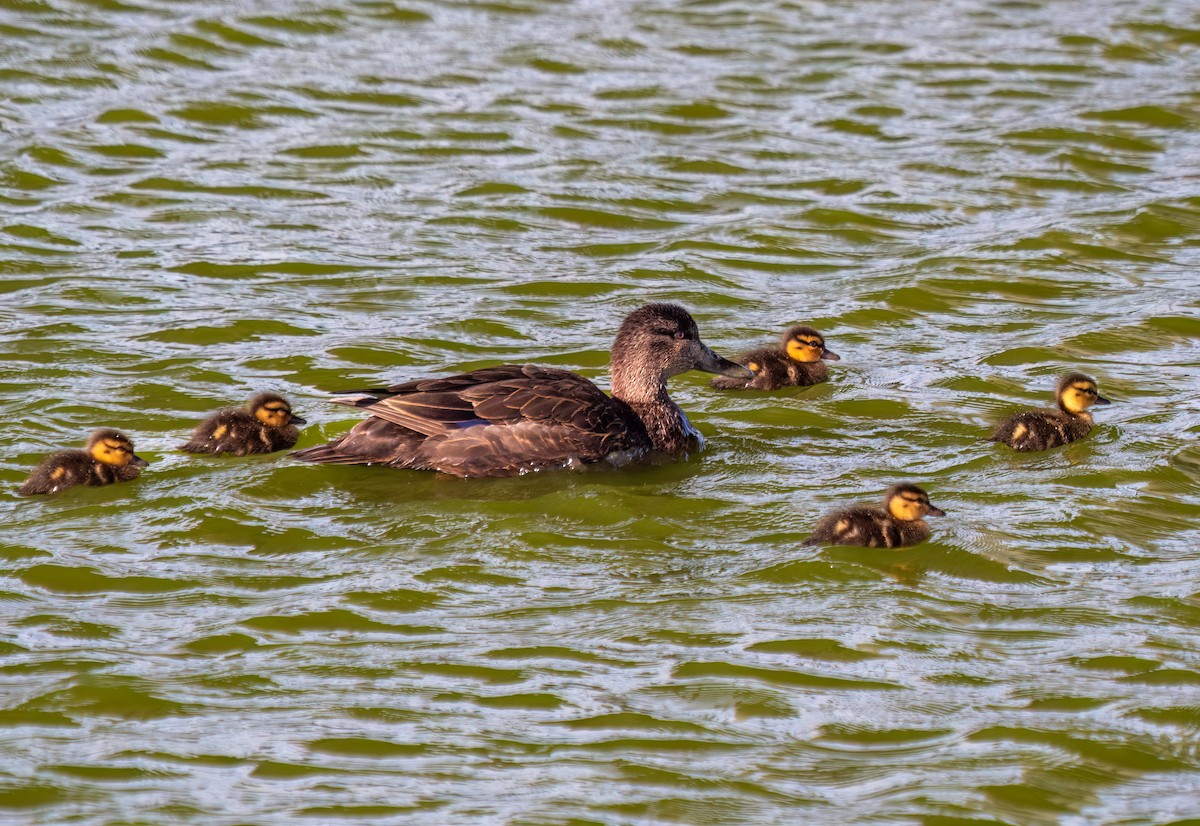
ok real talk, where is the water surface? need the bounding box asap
[2,0,1200,823]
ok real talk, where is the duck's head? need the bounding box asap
[783,325,839,363]
[87,429,149,468]
[885,483,945,521]
[610,303,752,399]
[1056,373,1110,414]
[250,393,306,428]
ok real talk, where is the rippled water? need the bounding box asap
[3,0,1200,822]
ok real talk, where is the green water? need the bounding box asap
[3,0,1200,822]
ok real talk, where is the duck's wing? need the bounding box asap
[342,365,635,438]
[317,364,649,475]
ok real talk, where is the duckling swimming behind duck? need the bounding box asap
[710,324,839,390]
[19,429,149,495]
[803,483,945,548]
[989,372,1110,452]
[180,392,306,456]
[292,303,752,477]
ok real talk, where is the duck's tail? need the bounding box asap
[290,442,371,465]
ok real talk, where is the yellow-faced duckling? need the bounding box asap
[180,392,306,456]
[19,429,149,496]
[710,324,839,390]
[989,372,1110,452]
[803,483,945,548]
[292,303,753,477]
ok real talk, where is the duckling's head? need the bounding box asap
[610,303,752,400]
[87,429,149,468]
[250,393,306,428]
[783,325,840,363]
[885,483,945,521]
[1056,373,1110,415]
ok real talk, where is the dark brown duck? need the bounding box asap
[710,324,839,390]
[19,428,149,495]
[803,483,945,548]
[181,392,306,456]
[989,372,1110,452]
[292,303,752,477]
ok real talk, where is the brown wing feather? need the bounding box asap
[294,364,651,475]
[292,418,427,466]
[358,365,632,435]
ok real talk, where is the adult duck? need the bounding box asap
[292,303,752,477]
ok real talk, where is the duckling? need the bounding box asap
[989,372,1110,452]
[803,483,945,548]
[18,429,149,495]
[710,324,840,390]
[180,392,306,456]
[292,303,753,477]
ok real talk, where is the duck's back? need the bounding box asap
[990,408,1091,452]
[182,409,298,455]
[19,450,137,495]
[804,506,930,548]
[293,364,653,477]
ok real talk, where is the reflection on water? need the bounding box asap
[2,0,1200,822]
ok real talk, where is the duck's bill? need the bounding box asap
[290,414,308,425]
[926,505,946,517]
[697,346,755,379]
[822,348,841,361]
[131,454,150,468]
[1094,395,1112,405]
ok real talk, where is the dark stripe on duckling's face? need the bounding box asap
[256,402,297,427]
[1060,381,1108,414]
[786,336,834,364]
[91,436,145,467]
[887,487,944,521]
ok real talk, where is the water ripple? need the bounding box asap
[2,0,1200,822]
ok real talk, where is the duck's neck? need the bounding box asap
[611,369,700,455]
[610,362,668,406]
[1058,403,1093,424]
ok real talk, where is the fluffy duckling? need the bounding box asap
[803,483,945,548]
[19,429,149,495]
[710,324,840,390]
[292,303,752,477]
[180,393,306,456]
[989,372,1110,452]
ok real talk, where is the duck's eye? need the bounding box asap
[673,330,687,340]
